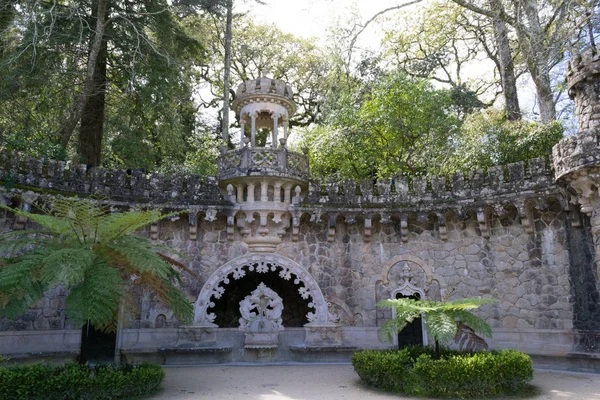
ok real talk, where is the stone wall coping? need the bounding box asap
[306,157,555,206]
[0,150,222,205]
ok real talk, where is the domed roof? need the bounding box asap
[232,76,297,116]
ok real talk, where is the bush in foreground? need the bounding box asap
[0,361,164,400]
[352,346,533,398]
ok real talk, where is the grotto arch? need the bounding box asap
[193,253,336,327]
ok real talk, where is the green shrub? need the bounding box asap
[0,362,165,400]
[352,346,533,398]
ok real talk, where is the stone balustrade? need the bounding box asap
[218,147,309,183]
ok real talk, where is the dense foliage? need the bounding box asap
[1,0,586,177]
[0,198,193,331]
[352,346,533,398]
[0,361,164,400]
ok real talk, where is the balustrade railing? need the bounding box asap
[218,147,309,182]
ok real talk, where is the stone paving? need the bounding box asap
[147,364,600,400]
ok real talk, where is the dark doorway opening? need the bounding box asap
[79,322,116,364]
[211,269,311,327]
[396,292,424,348]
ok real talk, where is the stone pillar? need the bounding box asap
[239,117,246,148]
[247,182,255,203]
[283,119,289,141]
[250,112,257,147]
[283,184,292,204]
[272,113,279,148]
[273,182,282,203]
[237,184,244,203]
[260,180,268,201]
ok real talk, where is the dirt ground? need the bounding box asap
[147,364,600,400]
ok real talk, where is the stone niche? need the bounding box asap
[239,283,284,349]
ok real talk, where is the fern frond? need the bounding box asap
[39,247,95,288]
[455,322,489,352]
[0,236,53,257]
[65,262,123,331]
[424,311,457,344]
[450,309,493,338]
[97,210,181,242]
[103,240,171,278]
[379,316,410,343]
[0,205,75,238]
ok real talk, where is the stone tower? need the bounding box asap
[218,76,309,252]
[554,48,600,278]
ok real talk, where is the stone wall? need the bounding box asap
[0,150,221,205]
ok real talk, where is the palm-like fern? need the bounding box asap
[0,198,194,331]
[378,297,496,350]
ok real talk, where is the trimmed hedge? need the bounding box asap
[352,346,533,398]
[0,361,165,400]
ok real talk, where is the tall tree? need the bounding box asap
[1,0,206,168]
[448,0,585,122]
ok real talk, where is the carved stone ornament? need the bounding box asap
[239,283,284,349]
[239,283,284,332]
[193,254,337,328]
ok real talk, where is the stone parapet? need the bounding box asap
[218,146,309,183]
[307,157,552,206]
[0,150,222,205]
[553,130,600,182]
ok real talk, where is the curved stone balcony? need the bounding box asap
[553,130,600,182]
[218,147,309,183]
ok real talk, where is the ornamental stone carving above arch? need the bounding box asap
[380,254,447,299]
[193,253,339,328]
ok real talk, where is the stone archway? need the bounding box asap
[193,254,337,327]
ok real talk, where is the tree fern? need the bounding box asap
[377,297,496,350]
[0,198,193,331]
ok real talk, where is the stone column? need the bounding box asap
[239,117,246,149]
[247,182,255,203]
[283,119,289,141]
[260,180,268,201]
[273,182,282,203]
[237,184,244,203]
[250,112,257,147]
[272,113,279,148]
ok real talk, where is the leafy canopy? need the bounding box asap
[0,198,194,331]
[378,297,496,345]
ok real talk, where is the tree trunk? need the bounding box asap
[519,0,556,122]
[221,0,233,144]
[489,0,520,120]
[450,0,557,122]
[77,36,107,166]
[56,0,109,150]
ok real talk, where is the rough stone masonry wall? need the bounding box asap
[126,204,573,347]
[0,149,592,359]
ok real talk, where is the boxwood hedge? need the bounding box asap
[0,361,165,400]
[352,346,533,398]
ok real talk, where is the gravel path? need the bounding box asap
[147,364,600,400]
